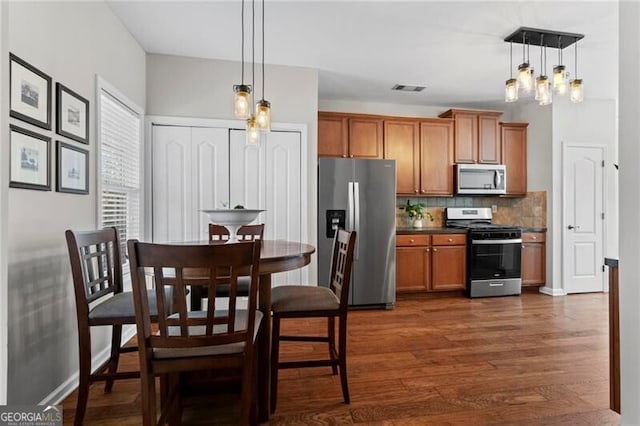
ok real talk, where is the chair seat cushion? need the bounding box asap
[88,290,159,325]
[271,285,340,313]
[153,310,263,359]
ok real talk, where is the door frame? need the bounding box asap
[145,115,310,279]
[561,142,607,294]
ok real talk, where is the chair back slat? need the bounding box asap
[329,230,357,310]
[209,223,264,242]
[128,240,261,352]
[66,227,123,308]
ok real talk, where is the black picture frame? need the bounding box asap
[56,141,89,194]
[9,125,51,191]
[56,83,90,144]
[9,53,52,130]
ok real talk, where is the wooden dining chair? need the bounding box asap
[128,239,263,426]
[269,229,356,413]
[191,223,265,310]
[65,227,161,426]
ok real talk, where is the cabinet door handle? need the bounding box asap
[522,244,526,249]
[432,248,438,252]
[425,248,430,252]
[350,155,354,158]
[532,236,537,240]
[448,238,453,242]
[415,189,419,194]
[409,239,415,243]
[342,155,347,158]
[421,190,427,194]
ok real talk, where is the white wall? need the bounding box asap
[146,54,319,281]
[0,0,9,405]
[618,2,640,423]
[6,1,145,403]
[319,99,445,118]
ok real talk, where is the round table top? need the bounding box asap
[173,239,315,274]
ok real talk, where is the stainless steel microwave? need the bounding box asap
[456,164,506,195]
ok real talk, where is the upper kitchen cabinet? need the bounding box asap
[420,119,454,196]
[438,109,502,164]
[501,122,528,197]
[384,119,419,195]
[318,112,383,158]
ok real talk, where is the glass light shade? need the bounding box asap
[233,84,252,119]
[255,99,271,132]
[517,63,534,93]
[535,76,551,104]
[553,65,568,95]
[505,79,518,102]
[570,79,584,103]
[246,116,260,145]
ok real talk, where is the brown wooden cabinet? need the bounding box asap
[438,109,502,164]
[501,122,528,197]
[384,119,420,195]
[522,232,546,286]
[396,235,431,292]
[396,233,466,293]
[318,112,383,159]
[420,119,454,196]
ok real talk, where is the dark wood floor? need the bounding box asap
[61,291,620,425]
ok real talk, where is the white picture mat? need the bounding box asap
[10,60,48,123]
[60,90,87,139]
[60,146,87,190]
[10,130,48,185]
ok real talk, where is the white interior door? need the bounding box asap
[229,130,266,220]
[563,144,605,293]
[152,125,229,242]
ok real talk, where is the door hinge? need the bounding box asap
[602,160,605,167]
[601,212,605,220]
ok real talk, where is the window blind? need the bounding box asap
[99,89,141,257]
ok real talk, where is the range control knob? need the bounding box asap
[483,233,490,239]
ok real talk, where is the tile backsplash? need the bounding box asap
[397,191,547,228]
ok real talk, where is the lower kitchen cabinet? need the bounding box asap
[521,232,546,286]
[396,233,466,293]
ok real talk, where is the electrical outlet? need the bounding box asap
[491,204,498,213]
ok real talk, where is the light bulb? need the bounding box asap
[246,116,260,145]
[255,100,271,132]
[505,79,518,103]
[233,85,251,119]
[517,63,534,93]
[570,79,583,103]
[553,65,568,95]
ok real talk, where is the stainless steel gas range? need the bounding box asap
[446,207,522,298]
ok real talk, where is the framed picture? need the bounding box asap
[56,141,89,194]
[56,83,89,144]
[9,53,52,130]
[9,125,51,191]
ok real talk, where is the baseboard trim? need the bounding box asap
[539,286,566,296]
[39,326,137,406]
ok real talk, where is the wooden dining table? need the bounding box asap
[178,239,316,421]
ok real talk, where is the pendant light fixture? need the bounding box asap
[505,42,518,102]
[255,0,271,132]
[552,37,568,95]
[504,27,584,106]
[246,0,259,145]
[516,32,534,93]
[570,37,584,103]
[233,0,251,119]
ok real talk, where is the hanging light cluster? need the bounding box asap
[503,27,584,106]
[233,0,272,145]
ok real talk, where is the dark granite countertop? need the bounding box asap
[396,227,466,235]
[521,227,547,233]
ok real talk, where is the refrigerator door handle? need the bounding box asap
[347,181,354,231]
[354,182,360,260]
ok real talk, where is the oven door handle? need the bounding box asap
[472,239,523,244]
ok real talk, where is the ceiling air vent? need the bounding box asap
[392,84,426,92]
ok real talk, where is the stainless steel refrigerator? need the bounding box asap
[318,158,396,308]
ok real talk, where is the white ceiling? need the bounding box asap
[107,1,618,107]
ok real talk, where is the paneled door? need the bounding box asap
[563,144,605,293]
[230,130,303,285]
[152,125,229,243]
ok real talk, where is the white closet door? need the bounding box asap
[152,125,229,242]
[229,130,266,223]
[152,125,193,243]
[264,131,302,285]
[192,127,230,241]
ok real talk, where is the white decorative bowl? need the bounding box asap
[200,209,265,242]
